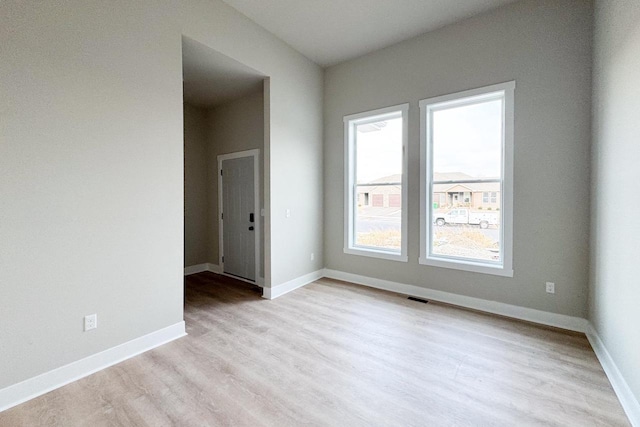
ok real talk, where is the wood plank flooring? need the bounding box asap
[0,272,630,426]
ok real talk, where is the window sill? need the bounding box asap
[344,247,408,262]
[419,256,513,277]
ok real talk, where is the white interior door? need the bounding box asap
[221,156,256,281]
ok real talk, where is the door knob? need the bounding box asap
[249,226,254,231]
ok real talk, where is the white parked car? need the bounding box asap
[433,208,499,229]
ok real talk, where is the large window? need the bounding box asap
[419,82,514,276]
[344,104,408,262]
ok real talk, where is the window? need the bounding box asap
[419,82,514,276]
[344,104,408,262]
[482,192,497,204]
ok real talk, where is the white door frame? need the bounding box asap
[217,149,261,285]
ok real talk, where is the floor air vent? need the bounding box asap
[408,296,429,304]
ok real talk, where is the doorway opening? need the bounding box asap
[182,36,267,287]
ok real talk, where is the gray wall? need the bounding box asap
[207,88,266,279]
[0,0,323,390]
[590,0,640,404]
[324,0,593,317]
[184,103,210,267]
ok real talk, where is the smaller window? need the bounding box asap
[344,104,409,262]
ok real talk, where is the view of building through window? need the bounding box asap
[429,96,503,263]
[345,86,511,271]
[354,115,403,251]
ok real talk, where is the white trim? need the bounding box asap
[586,323,640,426]
[262,269,324,300]
[322,269,587,332]
[418,81,516,110]
[343,104,407,122]
[418,256,514,277]
[218,149,261,284]
[419,81,515,277]
[343,247,408,262]
[208,263,222,274]
[219,272,257,285]
[183,263,221,276]
[0,322,186,413]
[343,104,409,262]
[184,264,264,286]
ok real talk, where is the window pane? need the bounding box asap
[354,116,402,251]
[430,97,503,263]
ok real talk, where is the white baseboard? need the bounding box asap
[586,323,640,426]
[323,269,588,333]
[186,264,264,288]
[262,269,324,300]
[0,321,186,413]
[184,263,221,276]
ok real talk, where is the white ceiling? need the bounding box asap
[221,0,519,67]
[182,37,265,108]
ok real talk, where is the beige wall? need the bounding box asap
[324,0,593,317]
[184,103,210,267]
[0,0,322,391]
[590,0,640,404]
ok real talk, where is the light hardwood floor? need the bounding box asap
[0,273,630,426]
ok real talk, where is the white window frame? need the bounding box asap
[419,82,515,277]
[344,104,409,262]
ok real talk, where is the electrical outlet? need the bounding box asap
[545,282,555,294]
[310,253,315,261]
[285,209,291,218]
[84,314,97,331]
